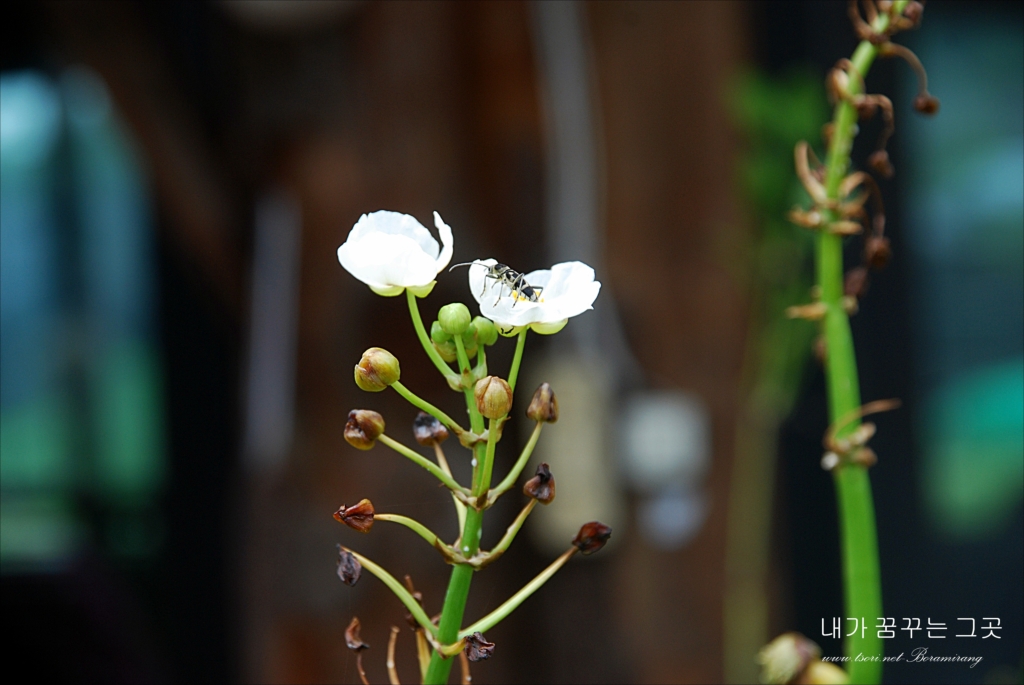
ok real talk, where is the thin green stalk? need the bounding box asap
[344,547,437,636]
[434,444,468,533]
[459,548,577,638]
[485,499,536,559]
[377,434,468,494]
[474,346,488,378]
[391,381,466,436]
[374,513,443,548]
[507,329,528,391]
[426,326,489,684]
[407,289,460,383]
[476,419,500,500]
[817,4,905,682]
[490,421,543,500]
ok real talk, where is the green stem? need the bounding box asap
[489,421,543,501]
[374,513,444,548]
[817,4,905,682]
[407,289,460,383]
[475,419,500,500]
[425,328,490,684]
[425,510,481,684]
[459,548,577,638]
[435,444,467,533]
[507,329,528,391]
[343,547,437,636]
[391,381,467,436]
[484,499,536,559]
[377,434,468,494]
[474,346,488,378]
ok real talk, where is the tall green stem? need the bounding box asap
[426,318,489,685]
[818,4,904,682]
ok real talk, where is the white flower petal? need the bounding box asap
[337,210,453,293]
[467,258,600,330]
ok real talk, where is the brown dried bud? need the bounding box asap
[345,616,369,652]
[474,376,513,419]
[345,409,385,450]
[572,521,612,555]
[354,347,400,392]
[464,632,495,662]
[903,1,924,25]
[757,632,821,684]
[843,266,870,299]
[412,411,449,446]
[851,447,878,468]
[334,499,375,533]
[855,99,877,120]
[913,93,940,115]
[867,149,894,178]
[523,463,556,504]
[337,546,362,586]
[865,235,892,269]
[526,382,559,423]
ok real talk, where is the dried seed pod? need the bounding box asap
[843,266,870,299]
[464,632,495,662]
[865,235,892,269]
[337,546,362,586]
[345,616,370,651]
[572,521,612,555]
[867,149,894,178]
[334,499,375,533]
[345,410,385,450]
[412,411,449,446]
[526,382,559,423]
[523,463,556,504]
[913,93,940,115]
[903,1,925,26]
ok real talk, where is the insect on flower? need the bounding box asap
[449,261,544,307]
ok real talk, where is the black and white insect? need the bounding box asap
[449,261,543,307]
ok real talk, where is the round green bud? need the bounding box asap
[438,303,471,336]
[472,317,498,346]
[354,347,400,392]
[430,320,452,344]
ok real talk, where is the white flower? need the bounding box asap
[467,259,600,334]
[337,210,454,296]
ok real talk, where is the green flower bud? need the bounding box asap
[438,303,471,336]
[472,317,498,346]
[432,338,458,363]
[354,348,400,392]
[474,375,513,419]
[461,329,478,359]
[526,382,558,423]
[430,320,452,344]
[757,632,823,685]
[344,409,385,450]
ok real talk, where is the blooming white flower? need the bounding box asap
[467,259,600,334]
[337,210,454,296]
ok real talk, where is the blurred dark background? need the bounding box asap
[1,2,1020,683]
